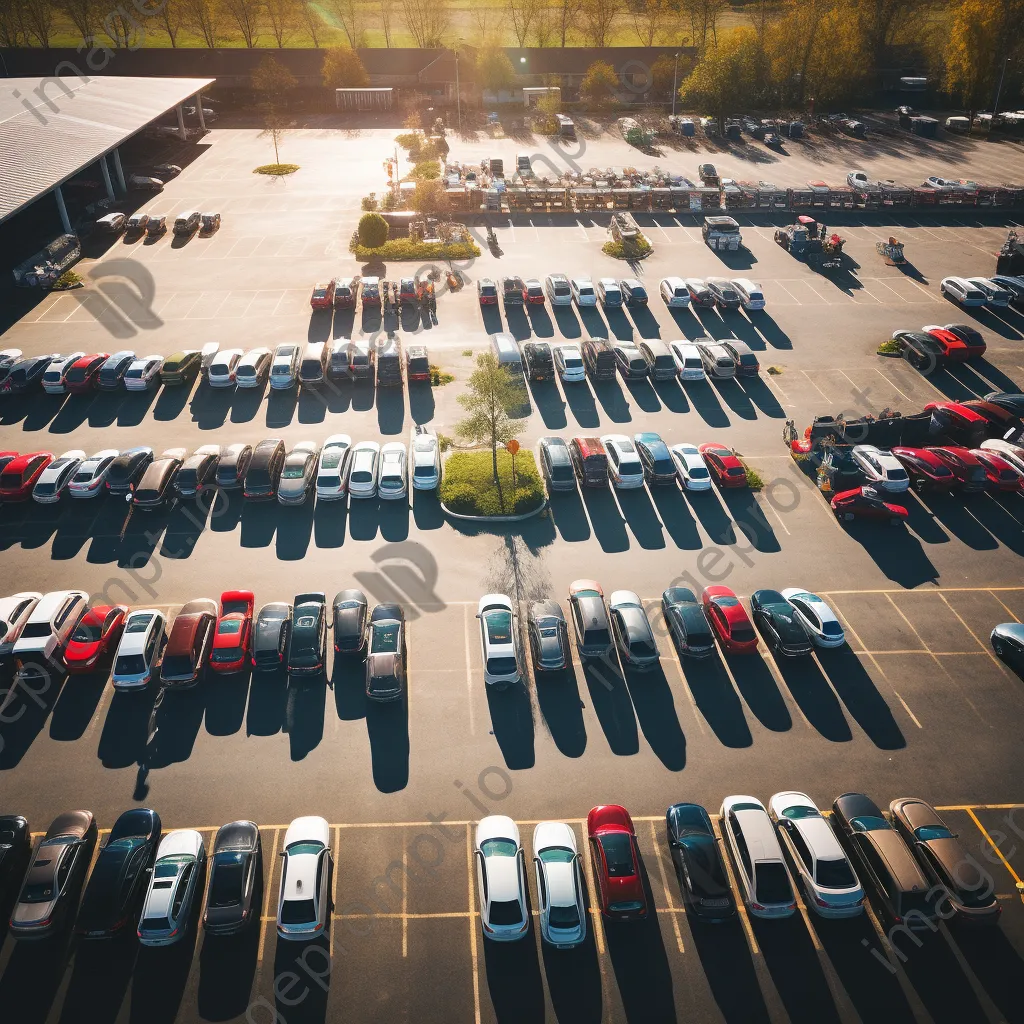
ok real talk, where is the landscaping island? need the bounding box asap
[440,450,545,517]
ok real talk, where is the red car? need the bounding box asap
[587,805,648,922]
[940,323,987,359]
[924,401,988,446]
[701,586,759,654]
[65,605,128,674]
[0,451,54,501]
[0,451,18,476]
[210,589,255,674]
[922,326,970,362]
[698,443,747,488]
[65,353,110,394]
[891,447,955,491]
[970,448,1022,492]
[310,280,336,310]
[831,486,908,524]
[927,446,987,492]
[524,280,545,304]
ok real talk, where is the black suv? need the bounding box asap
[523,342,555,381]
[288,593,327,676]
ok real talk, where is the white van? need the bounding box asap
[11,590,89,673]
[173,210,201,236]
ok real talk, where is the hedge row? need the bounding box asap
[350,239,481,262]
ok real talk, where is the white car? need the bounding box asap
[477,595,522,688]
[32,450,86,504]
[235,347,272,388]
[780,589,845,647]
[112,609,167,689]
[68,449,120,498]
[200,341,220,376]
[207,348,243,388]
[11,589,88,673]
[316,434,352,500]
[732,278,766,311]
[474,816,529,942]
[768,792,864,918]
[138,830,207,946]
[0,592,42,661]
[596,278,622,307]
[554,344,586,382]
[270,344,301,389]
[410,426,441,491]
[124,354,163,391]
[940,277,987,307]
[965,277,1011,307]
[600,434,645,489]
[277,816,332,940]
[571,278,598,306]
[851,445,910,492]
[659,277,690,307]
[923,176,961,191]
[545,273,572,305]
[669,443,712,491]
[378,441,408,501]
[720,795,796,920]
[42,352,84,394]
[668,341,705,381]
[981,439,1024,477]
[348,441,380,499]
[532,821,586,948]
[847,170,871,189]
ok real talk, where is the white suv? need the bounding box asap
[554,344,585,382]
[851,445,909,492]
[477,595,522,688]
[277,816,332,940]
[474,816,529,942]
[545,274,572,305]
[270,344,300,389]
[112,610,167,690]
[601,435,645,489]
[410,426,441,491]
[11,589,88,673]
[207,348,243,388]
[571,278,598,306]
[659,277,690,307]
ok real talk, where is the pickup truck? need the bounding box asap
[502,276,525,306]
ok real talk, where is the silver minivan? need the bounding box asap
[490,333,524,376]
[696,341,736,379]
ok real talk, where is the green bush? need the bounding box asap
[395,132,421,150]
[381,190,400,211]
[440,450,544,516]
[254,163,299,175]
[603,234,654,260]
[877,338,902,355]
[357,212,389,248]
[409,160,440,180]
[361,193,378,211]
[442,483,479,514]
[350,238,481,262]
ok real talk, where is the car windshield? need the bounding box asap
[320,450,346,470]
[33,481,56,496]
[781,806,819,820]
[280,898,317,925]
[209,853,245,907]
[413,465,436,478]
[282,460,307,479]
[599,833,636,877]
[481,838,517,857]
[549,903,580,929]
[538,847,574,864]
[71,621,102,643]
[754,862,792,904]
[564,356,582,368]
[115,655,146,675]
[914,825,954,841]
[371,623,400,653]
[850,815,889,832]
[486,656,517,676]
[480,284,497,296]
[484,610,512,644]
[125,614,153,633]
[816,858,856,889]
[20,622,53,639]
[488,899,523,925]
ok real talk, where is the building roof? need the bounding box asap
[0,75,213,224]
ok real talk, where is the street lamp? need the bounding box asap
[454,43,461,133]
[671,52,680,118]
[993,57,1013,117]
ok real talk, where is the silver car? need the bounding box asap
[410,426,441,491]
[235,347,272,388]
[68,449,120,498]
[138,830,207,946]
[270,344,301,389]
[124,355,164,391]
[278,442,320,505]
[348,441,380,499]
[377,442,408,501]
[533,821,586,948]
[608,590,660,669]
[315,434,352,501]
[32,450,86,504]
[112,610,167,690]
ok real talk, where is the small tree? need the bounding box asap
[456,352,528,482]
[252,52,298,99]
[476,47,517,93]
[322,46,370,88]
[580,60,619,104]
[358,212,389,247]
[411,179,451,217]
[259,114,287,165]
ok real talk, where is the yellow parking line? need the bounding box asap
[965,809,1024,904]
[991,593,1021,622]
[578,828,606,957]
[713,819,759,957]
[647,821,684,953]
[936,592,1013,679]
[256,827,280,963]
[330,825,340,960]
[401,834,408,958]
[465,826,481,1024]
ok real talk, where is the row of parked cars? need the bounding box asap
[478,274,766,313]
[0,786,998,953]
[889,322,987,370]
[0,429,443,508]
[939,274,1024,309]
[0,338,430,398]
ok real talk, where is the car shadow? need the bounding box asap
[580,487,629,553]
[621,663,686,770]
[686,489,736,545]
[579,659,639,756]
[548,489,591,542]
[204,669,250,736]
[284,676,326,761]
[540,923,603,1024]
[313,498,348,548]
[721,490,780,553]
[331,654,367,723]
[246,668,288,737]
[485,682,536,770]
[553,306,582,339]
[196,911,261,1022]
[367,697,409,793]
[677,653,753,747]
[774,656,852,742]
[649,487,702,549]
[564,380,600,428]
[591,379,631,423]
[624,377,661,414]
[48,671,108,741]
[652,377,690,414]
[683,380,730,428]
[527,378,567,430]
[688,916,771,1022]
[534,663,588,758]
[816,647,906,750]
[57,931,139,1024]
[615,488,666,549]
[726,653,793,732]
[272,935,330,1024]
[953,925,1024,1024]
[481,919,547,1024]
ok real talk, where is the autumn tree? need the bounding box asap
[679,27,757,130]
[580,60,619,103]
[298,0,323,45]
[223,0,261,46]
[507,0,542,46]
[328,0,365,47]
[157,0,186,46]
[0,1,30,46]
[476,47,517,92]
[61,0,102,43]
[380,0,395,46]
[21,0,56,46]
[401,0,451,47]
[411,179,452,217]
[554,0,581,45]
[943,0,1013,123]
[253,52,298,100]
[684,0,726,50]
[580,0,617,47]
[181,0,221,47]
[322,46,370,87]
[628,0,666,47]
[264,0,299,46]
[650,53,682,99]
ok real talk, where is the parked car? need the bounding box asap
[252,602,291,673]
[288,594,327,677]
[567,580,613,660]
[65,604,128,674]
[706,277,742,309]
[112,609,166,689]
[203,821,262,935]
[538,436,576,493]
[278,442,320,505]
[502,276,526,307]
[299,342,329,389]
[609,591,659,670]
[780,590,845,647]
[638,340,677,381]
[523,342,555,381]
[971,448,1023,491]
[405,345,430,383]
[474,816,530,942]
[526,601,569,673]
[130,448,186,510]
[852,445,910,492]
[124,355,163,391]
[0,592,42,663]
[582,338,617,380]
[661,588,714,658]
[891,447,956,491]
[32,450,86,504]
[42,353,84,395]
[216,443,253,492]
[665,803,736,922]
[360,277,381,307]
[409,427,440,491]
[832,486,909,523]
[597,278,623,307]
[310,280,336,310]
[918,326,969,362]
[669,442,711,491]
[965,277,1011,307]
[699,443,747,488]
[669,342,705,381]
[545,274,572,305]
[316,434,353,501]
[207,348,243,388]
[659,277,690,307]
[347,339,374,382]
[76,808,161,939]
[174,444,220,499]
[270,344,301,390]
[477,595,522,688]
[750,590,813,657]
[889,798,1000,925]
[732,278,766,310]
[210,591,254,675]
[701,586,758,654]
[160,350,202,386]
[277,817,332,940]
[531,821,586,948]
[365,604,406,701]
[97,351,135,390]
[720,796,796,919]
[1,451,54,502]
[940,277,987,306]
[633,432,675,485]
[991,622,1024,676]
[524,279,545,304]
[377,442,408,501]
[477,278,499,305]
[138,830,207,946]
[2,353,59,395]
[602,434,645,489]
[721,339,759,377]
[940,323,987,358]
[11,589,88,673]
[161,599,216,686]
[333,277,359,308]
[612,341,649,380]
[348,441,381,499]
[620,279,648,306]
[989,275,1024,308]
[569,436,608,488]
[696,341,736,379]
[10,810,97,939]
[332,590,367,656]
[571,278,598,306]
[685,279,716,307]
[768,792,863,918]
[587,805,648,921]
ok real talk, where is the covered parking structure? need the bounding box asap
[0,75,214,234]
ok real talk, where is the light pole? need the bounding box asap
[993,57,1013,117]
[671,52,680,117]
[454,43,461,133]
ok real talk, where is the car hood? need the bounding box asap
[483,851,521,902]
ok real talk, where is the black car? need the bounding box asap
[523,342,555,381]
[665,803,736,923]
[203,820,261,935]
[365,604,406,701]
[288,593,326,676]
[527,600,569,672]
[333,589,368,655]
[750,590,813,657]
[97,352,135,391]
[1,354,57,395]
[991,622,1024,676]
[0,816,31,908]
[984,391,1024,419]
[894,331,946,373]
[661,588,714,658]
[634,433,676,485]
[538,437,576,493]
[105,446,154,495]
[216,444,253,491]
[174,446,220,499]
[0,352,21,387]
[613,341,649,379]
[76,808,161,939]
[243,438,286,501]
[620,279,648,306]
[252,602,291,672]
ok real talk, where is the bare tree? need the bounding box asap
[180,0,221,47]
[554,0,581,45]
[21,0,56,46]
[380,0,394,46]
[507,0,541,46]
[0,0,30,47]
[104,4,144,47]
[157,0,186,46]
[685,0,726,50]
[532,8,555,46]
[628,0,665,46]
[223,0,261,45]
[328,0,364,47]
[297,0,322,44]
[581,0,617,47]
[401,0,450,47]
[61,0,102,43]
[264,0,299,46]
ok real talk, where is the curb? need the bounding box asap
[440,500,548,523]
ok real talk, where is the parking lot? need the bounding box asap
[1,122,1023,1023]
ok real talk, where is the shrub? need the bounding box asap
[442,483,479,514]
[430,364,455,386]
[322,47,369,88]
[350,238,481,262]
[437,433,454,452]
[440,450,544,516]
[877,338,902,355]
[357,212,389,249]
[741,462,765,490]
[409,160,440,180]
[602,233,653,260]
[381,190,400,211]
[254,163,299,175]
[361,193,378,211]
[395,132,421,150]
